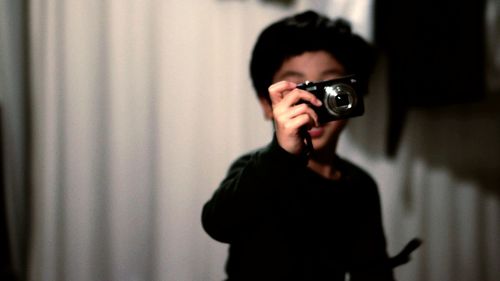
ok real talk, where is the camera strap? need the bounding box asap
[300,127,313,157]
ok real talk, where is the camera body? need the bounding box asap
[297,75,365,124]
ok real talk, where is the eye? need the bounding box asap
[321,69,346,81]
[321,74,343,81]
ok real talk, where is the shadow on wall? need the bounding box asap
[348,0,500,199]
[404,98,500,198]
[349,54,500,198]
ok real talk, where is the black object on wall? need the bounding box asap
[375,0,486,156]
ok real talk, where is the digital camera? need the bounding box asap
[297,75,365,123]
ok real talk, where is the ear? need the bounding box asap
[258,97,273,120]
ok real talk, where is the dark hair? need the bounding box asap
[250,10,376,102]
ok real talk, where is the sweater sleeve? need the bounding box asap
[201,136,308,243]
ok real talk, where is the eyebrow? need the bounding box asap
[276,71,305,80]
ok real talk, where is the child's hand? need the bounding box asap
[268,81,322,156]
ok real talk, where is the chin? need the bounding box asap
[312,138,335,152]
[311,120,347,150]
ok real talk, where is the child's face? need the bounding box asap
[271,50,348,152]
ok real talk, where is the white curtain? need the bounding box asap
[26,1,293,280]
[0,0,498,281]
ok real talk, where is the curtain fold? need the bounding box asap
[0,0,31,280]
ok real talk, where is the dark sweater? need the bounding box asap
[202,137,394,281]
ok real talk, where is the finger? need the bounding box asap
[282,114,316,132]
[268,81,297,105]
[281,88,322,108]
[281,103,319,127]
[275,104,318,129]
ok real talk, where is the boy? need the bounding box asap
[202,11,394,281]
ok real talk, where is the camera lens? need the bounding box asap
[335,94,350,107]
[323,83,357,116]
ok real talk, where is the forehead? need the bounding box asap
[273,51,345,82]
